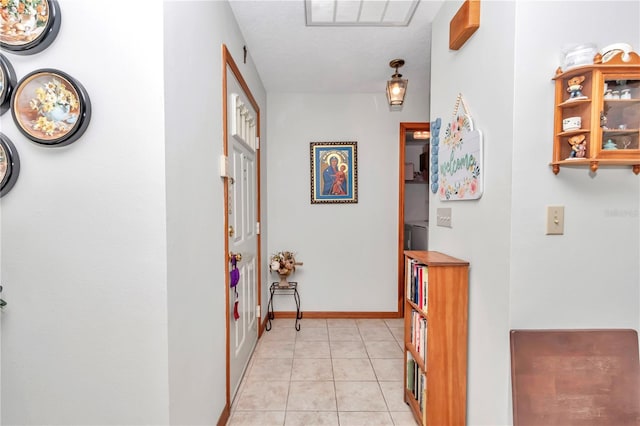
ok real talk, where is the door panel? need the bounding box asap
[226,65,259,402]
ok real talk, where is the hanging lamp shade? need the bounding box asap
[386,59,408,107]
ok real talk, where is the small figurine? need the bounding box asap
[567,76,587,100]
[603,139,618,150]
[567,134,587,158]
[600,111,608,129]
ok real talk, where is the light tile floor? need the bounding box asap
[228,318,419,426]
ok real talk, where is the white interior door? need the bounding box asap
[226,65,259,402]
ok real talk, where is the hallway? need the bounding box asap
[228,318,419,425]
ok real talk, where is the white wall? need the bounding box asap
[267,93,428,312]
[164,0,267,423]
[430,1,640,425]
[430,2,516,423]
[510,1,640,329]
[1,0,170,424]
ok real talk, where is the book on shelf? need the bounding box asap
[410,309,427,365]
[406,352,415,394]
[407,260,429,311]
[406,351,425,406]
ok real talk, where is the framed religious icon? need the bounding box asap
[11,68,91,146]
[0,53,16,115]
[0,132,20,197]
[310,141,358,204]
[0,0,61,55]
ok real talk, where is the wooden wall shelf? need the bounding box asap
[551,51,640,174]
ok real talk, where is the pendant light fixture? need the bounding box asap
[386,59,408,108]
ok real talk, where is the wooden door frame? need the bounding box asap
[221,44,262,412]
[397,122,430,315]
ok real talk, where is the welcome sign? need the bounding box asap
[438,95,483,200]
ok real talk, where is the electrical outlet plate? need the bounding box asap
[546,206,564,235]
[437,207,452,228]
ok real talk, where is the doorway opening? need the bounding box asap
[396,122,430,313]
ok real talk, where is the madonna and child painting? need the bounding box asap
[310,141,358,204]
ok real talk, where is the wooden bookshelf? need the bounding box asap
[404,251,469,426]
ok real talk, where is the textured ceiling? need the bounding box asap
[228,0,443,94]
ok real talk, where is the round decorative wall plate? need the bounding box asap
[0,53,16,115]
[0,0,61,55]
[0,132,20,197]
[11,68,91,146]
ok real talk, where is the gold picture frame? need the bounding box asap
[310,141,358,204]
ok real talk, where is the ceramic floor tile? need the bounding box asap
[234,316,422,424]
[328,327,363,342]
[335,381,388,411]
[378,381,411,412]
[268,318,297,328]
[291,358,334,381]
[396,339,404,356]
[295,326,329,342]
[228,410,286,426]
[234,380,290,411]
[338,411,394,426]
[294,340,331,358]
[388,326,405,342]
[298,318,328,328]
[254,340,295,359]
[359,326,396,342]
[327,318,358,328]
[364,340,403,358]
[287,381,337,411]
[371,358,404,381]
[284,411,339,426]
[356,318,388,328]
[332,358,376,381]
[261,327,298,343]
[384,318,404,328]
[390,410,420,426]
[329,340,368,359]
[393,337,404,351]
[246,357,293,382]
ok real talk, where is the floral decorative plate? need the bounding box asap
[0,0,60,54]
[0,132,20,197]
[11,68,91,146]
[0,52,16,114]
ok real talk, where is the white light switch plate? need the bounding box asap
[546,206,564,235]
[437,208,452,228]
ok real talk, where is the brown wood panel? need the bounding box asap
[510,329,640,426]
[449,0,480,50]
[404,250,469,266]
[426,263,468,425]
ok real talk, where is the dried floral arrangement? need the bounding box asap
[269,251,303,287]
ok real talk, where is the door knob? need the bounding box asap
[229,252,242,262]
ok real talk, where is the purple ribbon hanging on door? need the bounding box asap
[230,256,240,320]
